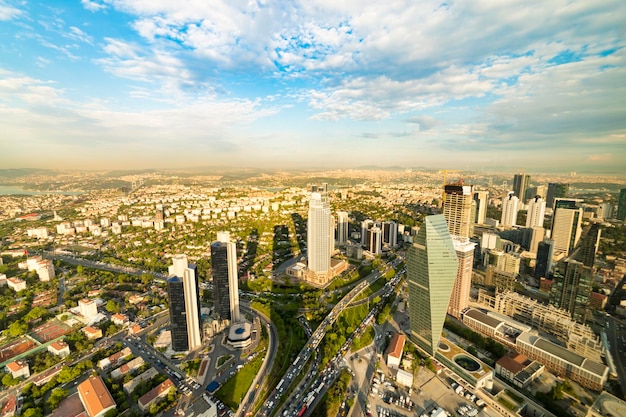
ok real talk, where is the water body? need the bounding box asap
[0,185,84,195]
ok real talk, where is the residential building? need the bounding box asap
[79,299,98,319]
[501,192,519,227]
[47,341,70,357]
[552,199,583,255]
[124,368,159,394]
[447,236,475,319]
[365,226,382,255]
[83,326,102,340]
[5,360,29,379]
[513,174,531,203]
[473,190,488,225]
[167,254,202,351]
[600,202,615,220]
[495,352,545,389]
[111,357,144,379]
[526,196,546,228]
[111,313,129,326]
[98,347,132,370]
[443,184,474,238]
[138,379,175,412]
[6,277,26,292]
[211,232,240,323]
[382,221,398,247]
[336,211,349,246]
[551,258,593,322]
[407,214,458,356]
[78,375,116,417]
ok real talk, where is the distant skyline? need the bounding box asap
[1,1,625,173]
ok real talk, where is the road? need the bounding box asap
[605,315,626,396]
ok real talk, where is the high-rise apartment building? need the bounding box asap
[407,215,458,356]
[546,183,569,209]
[550,258,593,322]
[513,174,531,203]
[306,188,334,285]
[575,223,601,268]
[501,192,519,227]
[447,237,476,319]
[167,255,202,351]
[535,239,555,280]
[336,211,349,246]
[617,188,626,221]
[472,191,488,225]
[211,232,240,323]
[443,184,474,238]
[366,226,382,255]
[600,203,614,220]
[551,199,583,255]
[526,195,546,228]
[382,221,398,248]
[360,219,374,246]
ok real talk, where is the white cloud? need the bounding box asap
[81,0,106,12]
[0,2,23,20]
[67,26,94,45]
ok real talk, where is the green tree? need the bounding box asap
[47,387,68,410]
[7,320,28,337]
[106,300,121,314]
[2,373,20,387]
[22,408,43,417]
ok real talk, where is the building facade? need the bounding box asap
[501,192,519,227]
[306,188,334,285]
[167,255,202,351]
[211,232,240,323]
[447,236,476,319]
[443,184,474,238]
[526,196,546,228]
[550,258,593,322]
[407,215,458,356]
[513,174,531,203]
[551,199,583,255]
[336,211,349,246]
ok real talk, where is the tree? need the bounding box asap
[47,387,68,410]
[7,320,28,337]
[22,408,43,417]
[106,300,121,314]
[2,373,20,387]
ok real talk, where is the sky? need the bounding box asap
[0,0,625,173]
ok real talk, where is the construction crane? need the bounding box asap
[440,169,461,204]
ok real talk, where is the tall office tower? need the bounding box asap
[525,185,546,201]
[600,203,615,220]
[211,232,240,323]
[382,221,398,247]
[550,258,593,322]
[443,184,474,238]
[306,189,333,285]
[360,219,374,246]
[576,223,601,268]
[501,192,519,227]
[472,191,488,225]
[447,237,476,319]
[535,239,555,280]
[167,255,202,351]
[526,195,546,228]
[366,226,382,254]
[546,183,569,209]
[512,174,530,202]
[336,211,349,246]
[552,199,583,255]
[529,226,545,253]
[407,215,458,356]
[618,188,626,221]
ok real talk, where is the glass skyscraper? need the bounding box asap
[407,214,458,356]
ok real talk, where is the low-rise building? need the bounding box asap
[111,313,129,326]
[138,379,175,412]
[6,277,26,292]
[386,333,405,370]
[79,299,98,319]
[123,367,159,394]
[5,360,29,379]
[111,357,144,379]
[98,347,132,370]
[495,352,544,389]
[396,368,413,388]
[83,326,103,340]
[47,341,70,358]
[77,375,116,417]
[516,332,608,391]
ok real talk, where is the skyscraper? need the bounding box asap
[365,226,382,255]
[211,232,240,323]
[407,215,458,356]
[512,174,530,203]
[382,221,398,247]
[575,223,601,268]
[550,258,593,322]
[336,211,349,246]
[526,195,546,228]
[551,199,583,255]
[443,184,474,238]
[167,255,202,351]
[546,183,569,209]
[617,188,626,221]
[501,192,519,227]
[535,239,554,280]
[306,188,334,285]
[472,191,488,225]
[447,236,476,319]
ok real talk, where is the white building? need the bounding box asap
[306,187,334,285]
[526,196,546,228]
[7,277,26,292]
[48,341,71,357]
[551,200,583,255]
[27,227,48,239]
[168,255,202,351]
[501,192,519,227]
[79,299,98,319]
[6,360,30,379]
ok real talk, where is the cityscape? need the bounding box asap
[0,168,625,417]
[2,1,626,417]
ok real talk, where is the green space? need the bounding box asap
[351,325,375,352]
[443,318,507,363]
[217,354,234,368]
[215,353,264,410]
[320,303,369,367]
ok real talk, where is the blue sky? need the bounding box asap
[1,0,625,173]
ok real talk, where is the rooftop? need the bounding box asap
[77,375,116,417]
[386,333,406,359]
